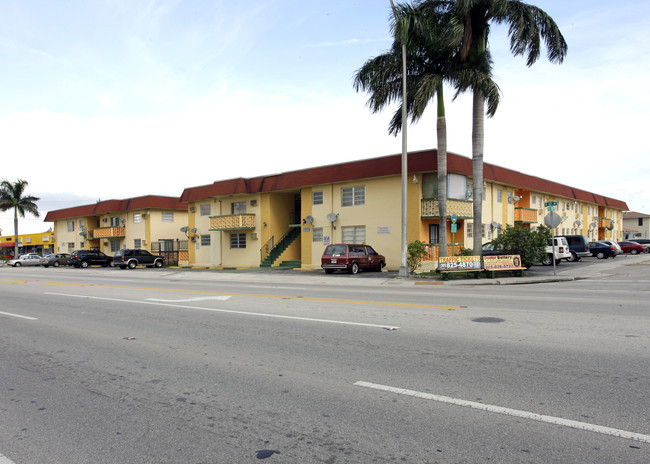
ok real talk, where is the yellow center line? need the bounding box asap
[0,278,462,310]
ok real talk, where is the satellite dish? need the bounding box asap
[513,195,521,202]
[574,220,582,227]
[190,228,198,234]
[491,221,499,228]
[180,226,189,233]
[326,213,338,222]
[304,215,314,224]
[590,222,597,229]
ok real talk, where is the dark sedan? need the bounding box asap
[589,242,617,259]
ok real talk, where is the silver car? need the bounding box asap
[7,253,47,267]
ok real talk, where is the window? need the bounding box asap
[532,194,536,205]
[507,191,512,204]
[421,173,438,199]
[110,239,121,252]
[342,186,365,206]
[429,224,439,244]
[111,217,121,227]
[639,218,644,227]
[67,221,75,232]
[342,226,366,243]
[133,214,142,223]
[447,174,467,200]
[231,201,246,214]
[312,227,323,242]
[200,235,211,246]
[67,242,75,251]
[162,212,174,222]
[200,204,211,216]
[467,222,473,238]
[134,239,142,249]
[230,233,246,249]
[312,191,323,205]
[497,190,502,203]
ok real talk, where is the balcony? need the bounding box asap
[598,218,613,229]
[209,214,256,231]
[514,207,538,223]
[90,227,125,239]
[421,199,473,218]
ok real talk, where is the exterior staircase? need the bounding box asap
[260,227,301,268]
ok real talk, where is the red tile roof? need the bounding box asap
[180,149,629,210]
[44,195,186,222]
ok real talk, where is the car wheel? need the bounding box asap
[349,262,359,274]
[324,269,334,274]
[541,254,552,266]
[154,259,163,268]
[53,261,60,267]
[631,249,638,255]
[128,261,137,269]
[81,261,89,268]
[375,261,384,272]
[596,252,605,259]
[567,252,579,262]
[14,262,21,267]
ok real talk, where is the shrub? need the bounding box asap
[492,225,551,268]
[407,240,427,272]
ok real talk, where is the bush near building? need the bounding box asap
[492,225,551,268]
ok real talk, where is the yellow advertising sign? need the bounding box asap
[483,255,523,270]
[438,255,481,271]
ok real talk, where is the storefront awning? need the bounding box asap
[0,242,15,247]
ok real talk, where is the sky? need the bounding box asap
[1,0,649,235]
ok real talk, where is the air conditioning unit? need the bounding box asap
[102,218,108,223]
[250,199,258,206]
[251,233,258,240]
[189,207,196,213]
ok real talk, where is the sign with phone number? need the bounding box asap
[437,255,482,271]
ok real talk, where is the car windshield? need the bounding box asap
[324,245,347,255]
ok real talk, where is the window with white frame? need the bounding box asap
[507,191,513,204]
[111,217,121,227]
[67,221,75,232]
[230,233,246,249]
[312,191,323,205]
[200,235,211,246]
[161,212,174,222]
[467,222,473,238]
[67,242,74,251]
[312,227,323,242]
[342,186,365,206]
[342,225,366,243]
[231,201,246,214]
[134,239,142,249]
[200,204,211,216]
[447,174,467,200]
[110,239,121,252]
[133,214,142,223]
[497,190,502,203]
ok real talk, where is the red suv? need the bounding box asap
[321,244,386,274]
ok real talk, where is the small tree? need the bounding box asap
[0,179,40,258]
[492,225,551,268]
[407,240,427,272]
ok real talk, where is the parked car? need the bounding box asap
[69,250,114,268]
[631,238,650,246]
[599,240,622,255]
[321,244,386,274]
[542,236,572,266]
[589,242,617,259]
[560,235,591,262]
[617,241,647,254]
[7,253,47,267]
[481,241,505,256]
[113,249,164,269]
[43,253,70,267]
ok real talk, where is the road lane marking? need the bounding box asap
[145,296,232,302]
[354,381,650,444]
[45,293,399,329]
[0,310,37,320]
[0,278,462,310]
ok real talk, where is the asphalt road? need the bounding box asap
[0,256,648,463]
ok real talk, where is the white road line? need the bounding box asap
[0,310,37,321]
[354,381,650,444]
[44,292,398,329]
[0,453,17,464]
[145,296,231,302]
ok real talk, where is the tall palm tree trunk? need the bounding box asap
[472,90,484,255]
[436,84,448,257]
[13,207,19,258]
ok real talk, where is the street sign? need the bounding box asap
[544,212,562,229]
[451,224,457,233]
[545,201,557,207]
[451,214,457,223]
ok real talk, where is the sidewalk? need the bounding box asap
[167,253,650,287]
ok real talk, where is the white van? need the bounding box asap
[542,236,572,265]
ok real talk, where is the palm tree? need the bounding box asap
[0,179,40,258]
[448,0,568,254]
[354,1,499,258]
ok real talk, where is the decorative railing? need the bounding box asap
[209,214,256,231]
[421,244,465,261]
[421,199,473,218]
[90,227,125,238]
[514,207,538,223]
[598,218,612,229]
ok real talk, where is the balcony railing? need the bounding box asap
[421,198,473,218]
[90,227,125,239]
[598,218,612,229]
[514,207,538,223]
[209,214,256,231]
